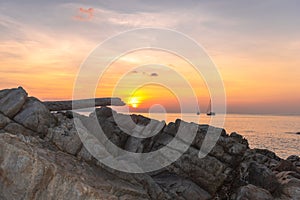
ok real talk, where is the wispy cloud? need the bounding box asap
[63,3,182,28]
[129,70,159,77]
[0,14,95,99]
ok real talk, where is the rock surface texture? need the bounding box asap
[0,87,299,200]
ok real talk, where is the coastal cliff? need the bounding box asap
[0,87,299,200]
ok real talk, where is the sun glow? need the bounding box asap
[128,97,140,108]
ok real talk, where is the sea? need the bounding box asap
[79,111,300,159]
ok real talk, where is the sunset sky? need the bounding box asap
[1,0,299,114]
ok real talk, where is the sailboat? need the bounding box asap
[206,99,215,116]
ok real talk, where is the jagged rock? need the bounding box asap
[131,114,152,125]
[217,136,248,156]
[230,132,249,146]
[0,133,150,200]
[92,106,117,118]
[91,113,129,151]
[123,117,165,153]
[167,147,228,194]
[230,132,243,141]
[274,160,299,173]
[48,126,82,155]
[153,172,211,200]
[287,155,300,167]
[236,184,273,200]
[241,149,281,171]
[14,97,56,134]
[254,148,282,161]
[47,114,82,155]
[245,162,280,193]
[0,87,27,118]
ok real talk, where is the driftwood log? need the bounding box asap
[43,98,126,111]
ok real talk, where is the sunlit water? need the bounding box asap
[79,111,300,159]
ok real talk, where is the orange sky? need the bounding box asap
[1,1,299,114]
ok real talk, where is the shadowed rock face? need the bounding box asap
[0,87,56,136]
[0,87,299,200]
[0,87,27,118]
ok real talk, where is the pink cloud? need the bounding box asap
[74,7,94,21]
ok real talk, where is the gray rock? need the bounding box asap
[0,113,10,129]
[14,97,56,134]
[133,173,171,200]
[97,115,129,149]
[287,155,300,167]
[3,122,36,136]
[77,145,93,162]
[0,87,27,118]
[287,155,300,162]
[217,136,248,155]
[244,149,281,170]
[153,172,211,200]
[168,147,228,194]
[228,142,248,155]
[236,184,273,200]
[92,106,117,118]
[0,88,10,99]
[276,171,300,199]
[0,132,149,200]
[246,162,280,193]
[48,125,82,156]
[124,137,144,153]
[274,160,299,173]
[254,148,282,161]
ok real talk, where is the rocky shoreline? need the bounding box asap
[0,87,299,200]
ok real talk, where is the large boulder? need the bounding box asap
[0,87,27,118]
[244,162,280,193]
[167,147,228,194]
[236,184,273,200]
[0,133,150,200]
[14,97,56,135]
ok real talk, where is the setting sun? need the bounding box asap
[128,97,140,108]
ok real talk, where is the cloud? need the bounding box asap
[129,70,159,77]
[74,7,94,21]
[150,72,158,77]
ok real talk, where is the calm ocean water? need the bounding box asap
[79,111,300,159]
[140,113,300,159]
